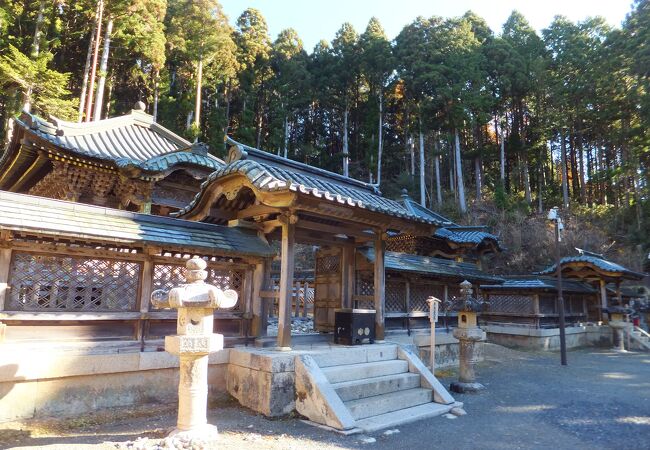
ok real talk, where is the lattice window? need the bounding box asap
[315,255,340,275]
[409,283,445,313]
[7,252,139,311]
[152,263,244,311]
[386,281,406,313]
[488,294,535,314]
[355,271,374,309]
[539,295,557,314]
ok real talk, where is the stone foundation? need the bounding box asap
[483,325,612,351]
[0,343,230,422]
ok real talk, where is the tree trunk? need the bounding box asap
[577,136,586,204]
[434,139,442,206]
[454,129,467,213]
[283,115,289,159]
[78,19,97,122]
[24,0,46,112]
[523,153,531,203]
[475,156,482,201]
[560,129,570,209]
[410,136,415,177]
[93,18,113,121]
[342,105,349,176]
[419,128,426,206]
[84,0,104,122]
[500,132,506,189]
[194,56,203,132]
[376,91,383,186]
[152,72,159,122]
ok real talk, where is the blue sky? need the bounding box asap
[220,0,633,52]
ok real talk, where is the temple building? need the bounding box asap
[0,104,223,214]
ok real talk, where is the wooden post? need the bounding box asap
[599,279,607,322]
[139,258,153,313]
[341,245,355,309]
[294,281,301,318]
[277,215,296,349]
[0,248,12,310]
[374,232,386,340]
[302,281,310,318]
[251,259,267,337]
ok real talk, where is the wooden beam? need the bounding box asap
[237,204,281,219]
[374,232,386,340]
[139,258,153,313]
[277,217,296,349]
[251,259,268,337]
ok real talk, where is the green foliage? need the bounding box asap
[0,45,76,119]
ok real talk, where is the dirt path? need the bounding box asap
[1,347,649,450]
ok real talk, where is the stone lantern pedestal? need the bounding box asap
[608,310,629,353]
[151,257,238,443]
[451,310,486,393]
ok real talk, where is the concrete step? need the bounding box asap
[345,388,433,420]
[333,372,422,402]
[321,359,408,384]
[311,344,398,368]
[354,402,455,433]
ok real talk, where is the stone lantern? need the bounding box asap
[450,280,487,393]
[605,306,630,353]
[151,257,238,442]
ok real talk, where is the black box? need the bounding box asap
[334,308,376,345]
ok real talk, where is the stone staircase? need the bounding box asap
[630,326,650,351]
[295,343,460,433]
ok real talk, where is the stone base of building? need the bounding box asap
[482,324,612,351]
[0,341,230,423]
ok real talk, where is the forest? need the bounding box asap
[0,0,649,273]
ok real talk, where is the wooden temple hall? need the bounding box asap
[0,107,506,348]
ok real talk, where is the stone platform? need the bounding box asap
[226,342,459,432]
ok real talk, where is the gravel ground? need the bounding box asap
[1,347,649,450]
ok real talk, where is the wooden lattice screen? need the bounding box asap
[487,294,535,314]
[152,263,244,311]
[7,252,140,311]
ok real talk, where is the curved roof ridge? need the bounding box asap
[226,137,381,195]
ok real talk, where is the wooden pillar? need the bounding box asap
[341,245,355,309]
[374,232,386,340]
[277,215,296,349]
[0,247,12,310]
[599,279,608,319]
[532,294,540,315]
[251,259,268,337]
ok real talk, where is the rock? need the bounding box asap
[443,413,457,419]
[383,429,400,435]
[451,407,467,416]
[360,436,376,444]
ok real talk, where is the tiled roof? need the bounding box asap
[0,191,274,258]
[359,248,503,283]
[397,191,501,249]
[434,227,500,246]
[537,254,645,280]
[481,277,597,294]
[175,140,447,225]
[10,109,226,171]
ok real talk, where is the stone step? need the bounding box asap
[354,402,454,433]
[321,359,408,384]
[345,388,433,420]
[332,372,422,402]
[311,344,398,368]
